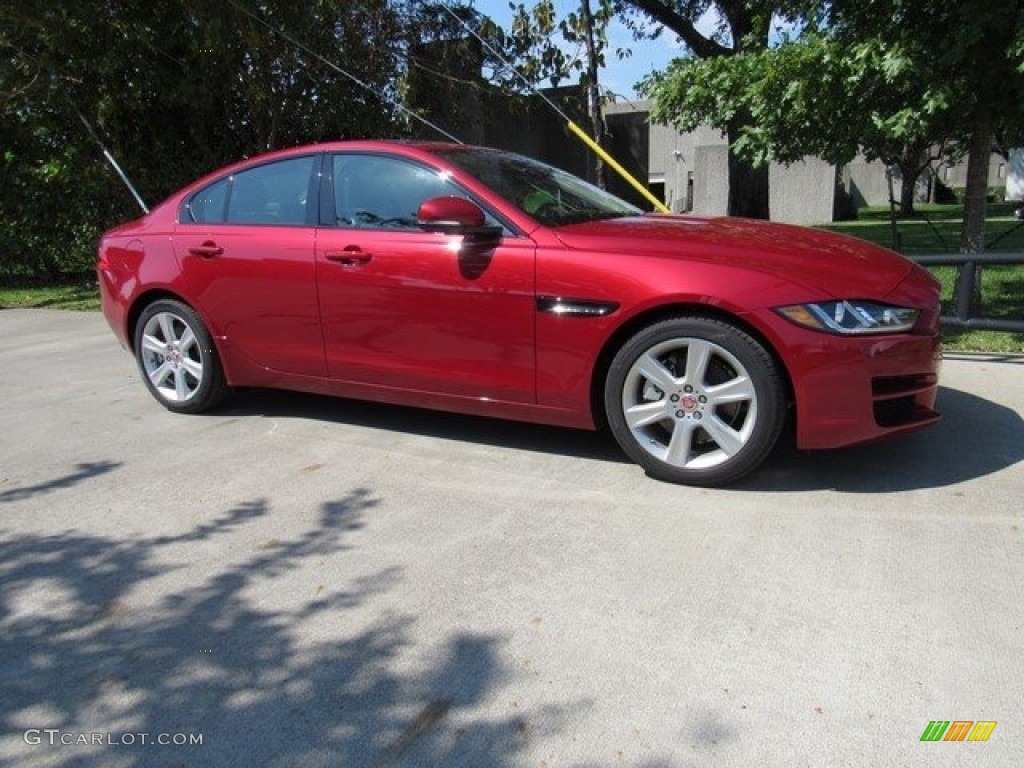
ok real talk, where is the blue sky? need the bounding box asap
[470,1,712,101]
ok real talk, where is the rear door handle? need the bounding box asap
[188,241,223,258]
[325,246,372,265]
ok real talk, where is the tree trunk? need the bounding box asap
[959,117,992,253]
[897,164,917,217]
[954,114,994,318]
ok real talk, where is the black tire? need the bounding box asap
[604,316,785,486]
[133,299,229,414]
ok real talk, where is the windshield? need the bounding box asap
[434,147,642,226]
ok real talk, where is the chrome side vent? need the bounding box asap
[536,296,619,317]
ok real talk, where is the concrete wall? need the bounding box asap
[770,159,836,225]
[939,152,1007,191]
[644,108,728,214]
[627,99,840,224]
[612,98,1010,219]
[606,99,730,215]
[692,145,730,216]
[844,157,892,208]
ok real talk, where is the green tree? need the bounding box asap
[826,0,1024,252]
[641,31,959,216]
[1,0,404,279]
[626,0,809,218]
[562,0,613,186]
[637,0,1024,243]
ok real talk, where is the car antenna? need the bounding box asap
[440,4,669,213]
[52,73,150,214]
[228,0,463,145]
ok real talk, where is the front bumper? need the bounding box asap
[787,332,941,449]
[754,268,943,450]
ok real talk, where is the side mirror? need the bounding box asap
[417,197,502,244]
[418,196,485,230]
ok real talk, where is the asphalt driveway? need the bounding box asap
[1,308,1022,767]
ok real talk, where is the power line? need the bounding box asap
[228,0,462,144]
[439,4,573,124]
[439,3,669,212]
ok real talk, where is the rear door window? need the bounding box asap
[184,156,316,226]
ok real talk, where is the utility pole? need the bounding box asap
[579,0,606,188]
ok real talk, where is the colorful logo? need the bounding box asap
[920,721,997,742]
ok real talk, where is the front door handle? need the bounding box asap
[325,246,372,265]
[189,241,223,258]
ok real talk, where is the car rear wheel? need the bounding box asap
[133,299,228,413]
[604,316,786,486]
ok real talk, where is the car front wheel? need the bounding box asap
[133,299,228,413]
[604,316,786,486]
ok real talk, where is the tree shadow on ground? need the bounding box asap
[737,385,1023,493]
[1,488,548,767]
[0,461,122,504]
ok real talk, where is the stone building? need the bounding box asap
[606,99,1011,224]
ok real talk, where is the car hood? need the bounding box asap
[552,215,917,298]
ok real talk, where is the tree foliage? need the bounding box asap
[639,0,1024,231]
[642,31,959,214]
[403,2,548,95]
[500,0,627,91]
[1,0,404,279]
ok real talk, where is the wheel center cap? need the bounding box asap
[680,393,699,412]
[167,349,182,366]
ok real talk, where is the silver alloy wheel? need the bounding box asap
[139,311,204,403]
[621,337,758,471]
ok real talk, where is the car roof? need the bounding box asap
[192,140,482,184]
[255,138,468,157]
[166,140,466,201]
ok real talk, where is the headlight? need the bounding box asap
[775,300,919,335]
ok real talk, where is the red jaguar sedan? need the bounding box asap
[97,141,942,485]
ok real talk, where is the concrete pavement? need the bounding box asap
[1,308,1022,767]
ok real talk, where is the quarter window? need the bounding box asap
[189,178,228,223]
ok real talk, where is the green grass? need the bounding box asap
[929,266,1024,353]
[0,280,101,311]
[823,202,1024,253]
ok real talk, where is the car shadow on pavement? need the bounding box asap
[1,487,558,766]
[207,383,1019,494]
[738,385,1024,493]
[221,388,630,465]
